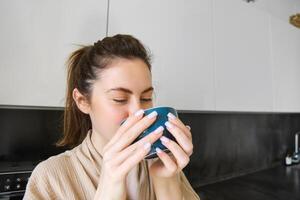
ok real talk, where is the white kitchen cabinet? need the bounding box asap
[108,0,215,111]
[0,0,107,107]
[271,16,300,112]
[213,0,273,111]
[254,0,298,22]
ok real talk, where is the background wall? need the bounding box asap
[0,0,299,112]
[179,111,300,187]
[0,0,107,107]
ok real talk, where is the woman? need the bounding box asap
[24,34,200,200]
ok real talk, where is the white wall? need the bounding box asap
[0,0,299,112]
[108,0,215,111]
[108,0,300,112]
[0,0,107,107]
[271,16,300,112]
[213,0,273,111]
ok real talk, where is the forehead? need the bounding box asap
[94,58,152,92]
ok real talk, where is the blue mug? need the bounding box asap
[130,106,178,159]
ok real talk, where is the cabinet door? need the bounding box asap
[253,0,298,22]
[213,0,273,111]
[0,0,107,107]
[108,0,215,111]
[271,17,300,112]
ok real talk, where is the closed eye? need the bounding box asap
[113,98,152,104]
[113,99,127,103]
[141,98,152,102]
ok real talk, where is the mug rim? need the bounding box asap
[144,106,176,112]
[120,106,177,125]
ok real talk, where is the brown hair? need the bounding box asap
[57,34,152,148]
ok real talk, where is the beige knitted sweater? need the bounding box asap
[23,131,200,200]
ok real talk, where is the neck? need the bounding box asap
[90,129,108,156]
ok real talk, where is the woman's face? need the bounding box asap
[88,58,153,142]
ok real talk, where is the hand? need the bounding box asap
[149,112,193,179]
[94,110,164,200]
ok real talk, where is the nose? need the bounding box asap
[128,100,143,116]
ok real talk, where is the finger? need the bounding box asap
[165,121,193,156]
[134,126,164,147]
[160,136,190,170]
[155,147,178,173]
[111,111,158,152]
[118,109,145,133]
[167,113,192,139]
[105,109,145,150]
[112,126,164,165]
[111,143,137,165]
[118,142,152,175]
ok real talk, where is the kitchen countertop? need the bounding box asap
[195,164,300,200]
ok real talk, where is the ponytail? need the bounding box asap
[56,46,93,147]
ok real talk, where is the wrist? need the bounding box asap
[95,176,126,200]
[151,174,182,200]
[151,173,179,183]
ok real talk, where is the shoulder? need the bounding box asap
[23,150,74,199]
[24,149,80,199]
[28,146,82,187]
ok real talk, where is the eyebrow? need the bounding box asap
[106,86,154,94]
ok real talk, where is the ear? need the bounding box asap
[72,88,91,114]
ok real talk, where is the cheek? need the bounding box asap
[90,101,126,130]
[90,105,128,141]
[109,108,128,125]
[97,102,129,130]
[92,97,126,124]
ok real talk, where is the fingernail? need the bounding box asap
[160,136,169,143]
[156,147,163,154]
[165,121,173,129]
[144,142,151,150]
[186,125,191,130]
[153,126,164,134]
[135,109,144,116]
[147,111,158,119]
[167,112,176,119]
